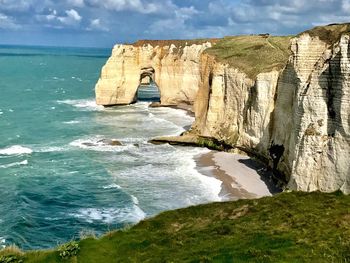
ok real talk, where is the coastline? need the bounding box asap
[195,151,281,201]
[151,103,281,201]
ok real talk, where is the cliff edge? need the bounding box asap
[95,23,350,193]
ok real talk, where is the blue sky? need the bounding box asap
[0,0,349,47]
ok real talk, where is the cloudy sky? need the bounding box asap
[0,0,349,47]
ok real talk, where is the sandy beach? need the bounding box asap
[196,151,280,201]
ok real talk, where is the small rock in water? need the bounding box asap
[98,139,123,146]
[149,102,161,108]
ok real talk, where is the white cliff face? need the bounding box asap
[95,42,212,106]
[194,33,350,194]
[274,34,350,193]
[95,31,350,194]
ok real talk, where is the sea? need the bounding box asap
[0,45,221,250]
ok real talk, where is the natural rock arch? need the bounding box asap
[136,66,161,102]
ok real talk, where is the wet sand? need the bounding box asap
[196,151,280,201]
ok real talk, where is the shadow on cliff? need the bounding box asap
[320,51,347,138]
[242,62,299,187]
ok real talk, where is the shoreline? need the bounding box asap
[195,151,281,201]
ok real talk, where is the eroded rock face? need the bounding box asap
[96,31,350,193]
[193,33,350,193]
[95,42,212,106]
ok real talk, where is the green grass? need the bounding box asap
[204,35,292,79]
[299,23,350,45]
[2,191,350,262]
[132,38,220,48]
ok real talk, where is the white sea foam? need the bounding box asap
[71,76,83,82]
[103,183,122,189]
[0,145,32,155]
[35,146,66,153]
[0,237,5,248]
[63,120,81,124]
[70,206,146,224]
[131,195,139,205]
[52,77,65,81]
[0,160,28,169]
[111,146,222,207]
[57,99,103,111]
[70,137,134,152]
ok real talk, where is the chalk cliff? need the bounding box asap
[95,24,350,193]
[95,40,214,106]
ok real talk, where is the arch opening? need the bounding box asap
[136,67,161,102]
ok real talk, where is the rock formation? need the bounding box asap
[95,24,350,194]
[95,40,214,106]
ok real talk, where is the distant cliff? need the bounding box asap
[95,23,350,194]
[95,39,216,106]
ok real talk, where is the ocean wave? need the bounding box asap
[57,99,104,111]
[70,206,146,224]
[0,145,32,155]
[0,237,5,248]
[70,137,134,152]
[63,120,81,124]
[35,146,67,153]
[52,77,65,81]
[71,76,83,82]
[112,146,222,205]
[103,183,122,189]
[0,160,28,168]
[131,195,139,205]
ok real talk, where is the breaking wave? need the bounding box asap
[0,145,32,155]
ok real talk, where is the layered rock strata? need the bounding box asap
[193,31,350,194]
[95,25,350,193]
[95,41,213,106]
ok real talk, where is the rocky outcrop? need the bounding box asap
[95,41,213,106]
[95,24,350,194]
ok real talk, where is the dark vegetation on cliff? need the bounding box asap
[205,35,292,79]
[1,191,349,262]
[299,23,350,45]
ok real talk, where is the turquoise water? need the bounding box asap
[0,46,221,250]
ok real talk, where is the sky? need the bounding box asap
[0,0,349,47]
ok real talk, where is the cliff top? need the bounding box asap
[299,23,350,45]
[132,38,220,48]
[2,191,349,262]
[205,35,292,79]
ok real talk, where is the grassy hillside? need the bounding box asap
[299,23,350,45]
[1,191,349,262]
[204,35,292,79]
[132,38,220,48]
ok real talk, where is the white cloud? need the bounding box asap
[342,0,350,12]
[36,8,82,27]
[0,12,20,29]
[86,18,109,31]
[86,0,173,14]
[57,9,82,25]
[149,6,200,37]
[67,0,85,8]
[45,9,57,21]
[0,0,33,12]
